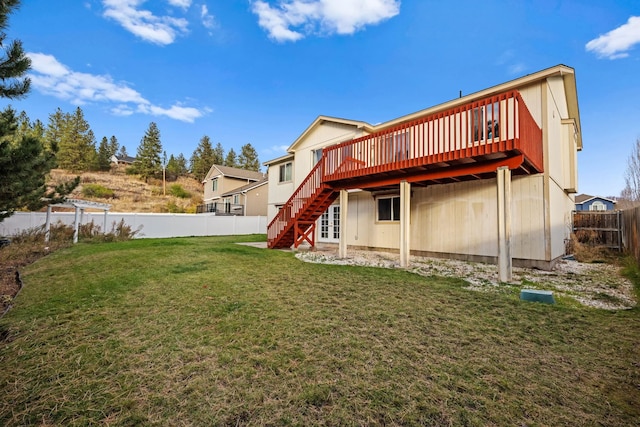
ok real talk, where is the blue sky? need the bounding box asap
[5,0,640,197]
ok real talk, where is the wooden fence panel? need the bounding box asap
[622,206,640,264]
[572,211,622,250]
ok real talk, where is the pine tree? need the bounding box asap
[0,1,30,99]
[44,107,66,152]
[133,122,163,181]
[213,142,225,165]
[0,4,78,222]
[118,145,128,158]
[55,107,97,172]
[190,135,215,182]
[238,143,260,171]
[175,153,188,174]
[0,107,78,221]
[97,136,112,171]
[109,135,119,158]
[166,153,188,179]
[224,148,238,168]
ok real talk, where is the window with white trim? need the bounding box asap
[377,196,400,221]
[312,148,323,165]
[590,201,606,211]
[279,162,292,183]
[211,178,218,192]
[233,194,240,204]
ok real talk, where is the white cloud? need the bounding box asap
[168,0,191,9]
[28,52,205,123]
[201,4,215,30]
[263,145,290,156]
[508,63,526,75]
[251,0,400,42]
[102,0,189,45]
[586,16,640,59]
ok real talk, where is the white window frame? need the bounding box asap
[312,148,323,165]
[376,195,401,222]
[279,162,292,183]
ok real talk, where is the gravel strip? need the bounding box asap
[296,249,636,310]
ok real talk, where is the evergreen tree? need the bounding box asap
[175,153,188,174]
[133,122,163,181]
[190,135,215,182]
[5,110,43,145]
[97,136,112,171]
[55,107,97,172]
[0,1,30,99]
[224,148,238,168]
[109,135,119,158]
[213,142,225,165]
[0,5,77,222]
[238,143,260,171]
[44,107,66,152]
[166,153,188,179]
[0,107,78,221]
[118,145,128,158]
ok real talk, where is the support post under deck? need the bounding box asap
[400,181,411,268]
[497,167,512,282]
[339,190,348,259]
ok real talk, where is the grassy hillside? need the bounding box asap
[49,167,203,213]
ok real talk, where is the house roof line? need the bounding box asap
[266,64,582,166]
[221,178,268,197]
[263,153,294,167]
[286,115,374,153]
[369,65,581,149]
[203,164,266,183]
[574,194,617,205]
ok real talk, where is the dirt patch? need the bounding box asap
[296,248,636,310]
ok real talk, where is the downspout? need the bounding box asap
[242,190,248,216]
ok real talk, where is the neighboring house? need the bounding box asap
[265,64,582,273]
[199,164,266,215]
[110,154,137,165]
[219,178,269,216]
[574,194,616,211]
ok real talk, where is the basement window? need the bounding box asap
[377,196,400,221]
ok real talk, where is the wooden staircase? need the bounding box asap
[267,159,338,249]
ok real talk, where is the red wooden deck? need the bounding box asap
[268,90,542,249]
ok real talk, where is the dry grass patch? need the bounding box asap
[49,169,202,213]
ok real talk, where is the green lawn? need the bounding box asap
[1,235,638,426]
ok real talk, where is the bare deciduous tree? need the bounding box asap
[622,138,640,205]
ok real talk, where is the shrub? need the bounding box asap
[165,201,185,213]
[169,184,191,199]
[82,183,115,199]
[80,219,141,242]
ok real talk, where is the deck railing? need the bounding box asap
[323,90,542,181]
[267,90,543,247]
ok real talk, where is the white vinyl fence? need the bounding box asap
[0,212,267,239]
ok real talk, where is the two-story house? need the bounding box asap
[199,165,267,215]
[265,65,582,279]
